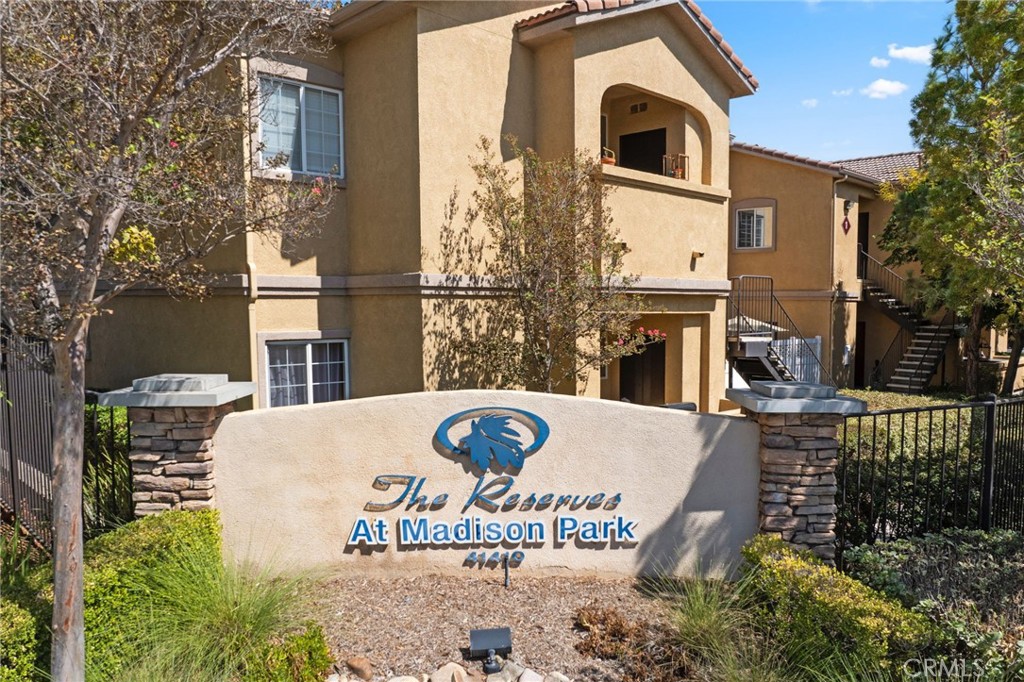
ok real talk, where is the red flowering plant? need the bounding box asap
[613,325,667,354]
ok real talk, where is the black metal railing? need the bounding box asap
[730,276,835,387]
[0,327,55,548]
[1,325,132,549]
[84,392,134,537]
[837,394,1024,561]
[859,246,922,316]
[898,309,956,392]
[993,395,1024,531]
[873,327,914,390]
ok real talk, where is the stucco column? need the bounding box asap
[99,374,255,517]
[726,381,865,562]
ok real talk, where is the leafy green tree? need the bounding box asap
[0,3,334,679]
[431,137,659,394]
[881,0,1023,395]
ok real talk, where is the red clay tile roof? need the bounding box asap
[731,141,882,184]
[516,0,758,90]
[834,151,923,183]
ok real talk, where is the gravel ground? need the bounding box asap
[312,574,672,681]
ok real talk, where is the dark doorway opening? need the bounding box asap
[619,343,666,405]
[619,128,666,175]
[854,321,867,388]
[857,212,870,278]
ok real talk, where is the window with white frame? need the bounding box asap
[258,76,343,177]
[735,206,773,249]
[266,340,348,407]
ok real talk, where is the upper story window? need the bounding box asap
[736,208,766,248]
[258,76,343,178]
[732,200,776,251]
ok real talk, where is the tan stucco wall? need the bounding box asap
[573,11,731,190]
[728,152,833,291]
[344,11,422,276]
[215,390,759,577]
[86,296,251,391]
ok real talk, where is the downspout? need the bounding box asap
[829,173,848,379]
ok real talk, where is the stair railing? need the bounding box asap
[874,326,914,389]
[859,246,923,317]
[903,309,957,390]
[730,276,836,387]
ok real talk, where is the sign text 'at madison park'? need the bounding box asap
[345,407,639,568]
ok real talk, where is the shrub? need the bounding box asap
[120,549,328,682]
[243,623,333,682]
[741,535,936,669]
[575,604,691,682]
[0,599,38,682]
[845,531,1024,679]
[83,509,222,679]
[6,510,330,682]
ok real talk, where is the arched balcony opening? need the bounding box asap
[599,85,710,185]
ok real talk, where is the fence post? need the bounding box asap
[99,374,255,517]
[980,394,997,532]
[727,381,866,563]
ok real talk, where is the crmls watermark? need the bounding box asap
[902,658,985,680]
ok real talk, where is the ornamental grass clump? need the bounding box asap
[741,535,937,670]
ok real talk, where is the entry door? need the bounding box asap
[857,213,870,278]
[619,128,666,175]
[619,344,666,406]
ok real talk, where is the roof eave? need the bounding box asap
[518,0,757,97]
[731,145,882,187]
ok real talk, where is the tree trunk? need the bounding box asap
[964,303,984,397]
[1001,326,1024,396]
[50,324,88,682]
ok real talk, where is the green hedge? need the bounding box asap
[741,535,937,669]
[7,510,332,682]
[845,531,1024,679]
[0,599,38,682]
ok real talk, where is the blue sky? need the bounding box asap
[700,0,953,161]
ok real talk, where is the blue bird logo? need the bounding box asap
[434,407,550,473]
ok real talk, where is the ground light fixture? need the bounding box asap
[469,627,512,674]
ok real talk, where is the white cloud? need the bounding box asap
[832,88,854,97]
[860,78,909,99]
[887,43,933,64]
[870,56,891,68]
[801,98,819,109]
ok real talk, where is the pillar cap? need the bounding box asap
[726,381,865,415]
[99,373,256,407]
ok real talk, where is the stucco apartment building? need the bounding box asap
[86,0,759,411]
[727,144,965,392]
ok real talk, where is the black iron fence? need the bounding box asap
[837,394,1024,561]
[0,327,55,548]
[0,326,132,549]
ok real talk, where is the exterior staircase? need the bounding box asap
[727,276,835,388]
[859,247,956,394]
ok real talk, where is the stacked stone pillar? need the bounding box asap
[726,381,865,563]
[127,404,233,515]
[754,412,842,560]
[99,374,256,518]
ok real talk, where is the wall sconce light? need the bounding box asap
[691,250,705,259]
[843,199,853,216]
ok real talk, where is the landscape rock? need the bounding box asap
[430,662,471,682]
[387,677,420,682]
[543,674,572,682]
[346,656,373,681]
[518,670,544,682]
[485,659,524,682]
